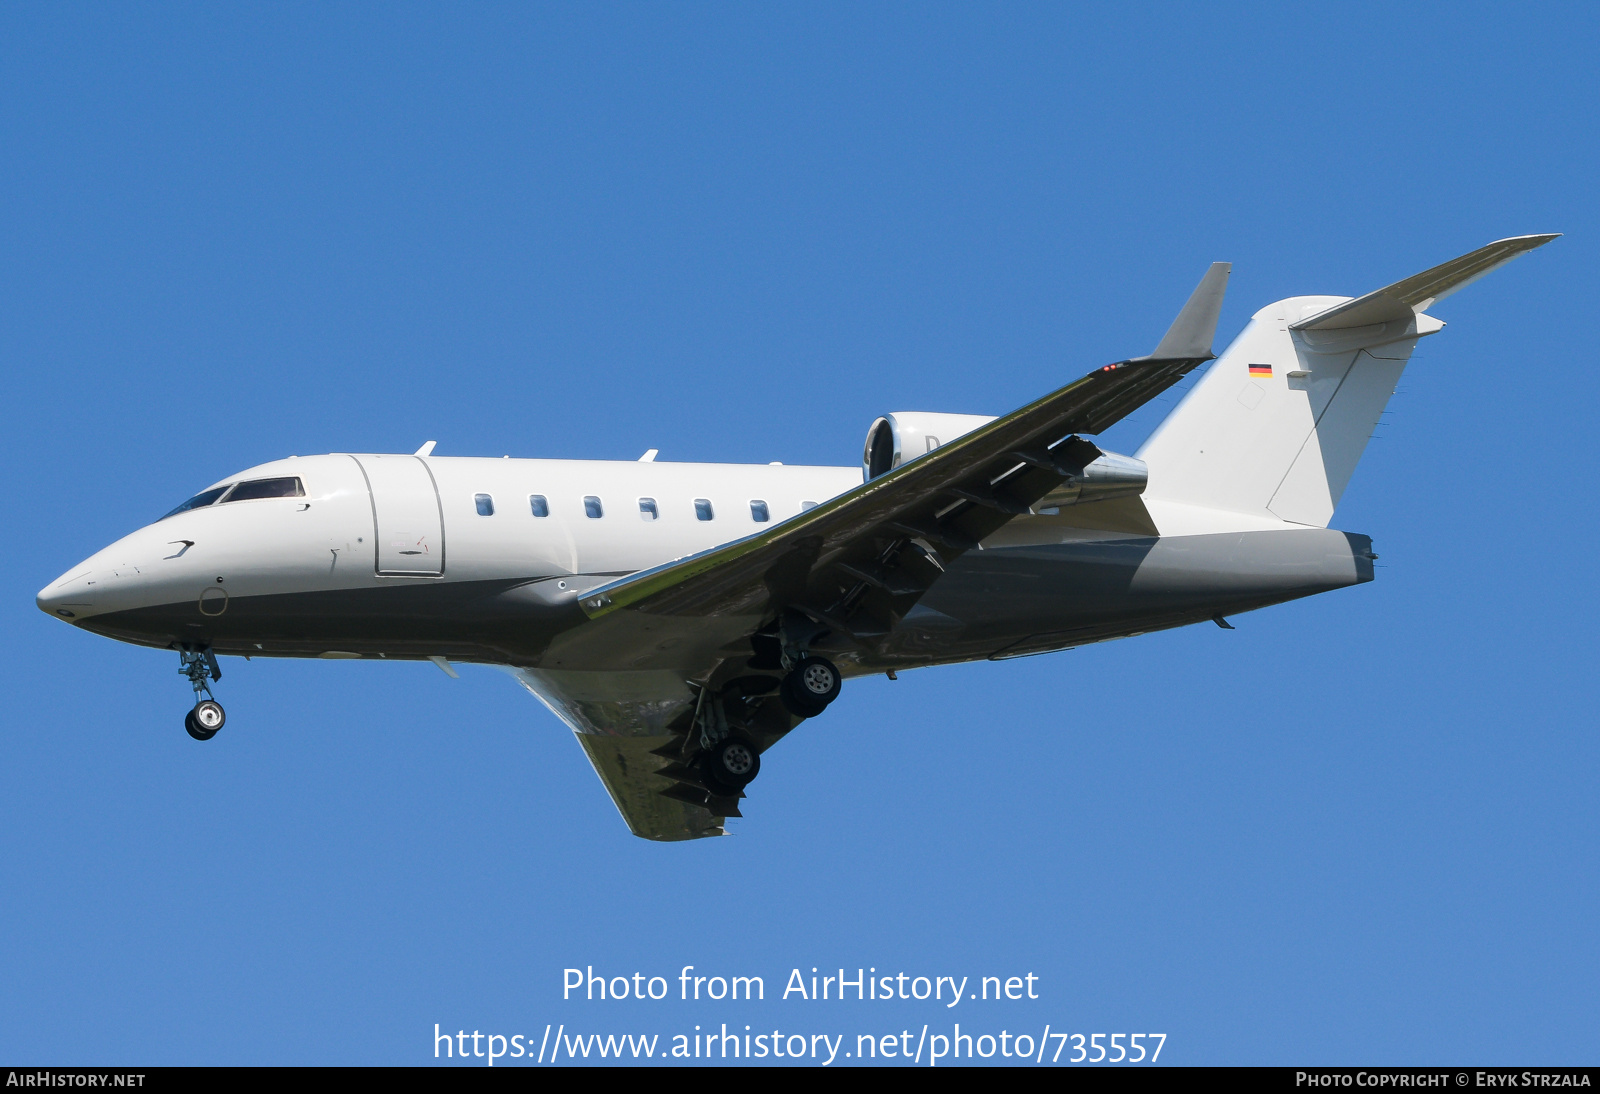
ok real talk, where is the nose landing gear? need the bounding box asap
[178,645,226,741]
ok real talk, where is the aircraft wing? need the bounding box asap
[530,262,1229,840]
[577,262,1231,639]
[501,667,734,841]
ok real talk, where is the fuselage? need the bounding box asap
[38,452,1372,674]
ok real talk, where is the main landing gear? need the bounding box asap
[773,613,843,720]
[671,615,846,808]
[178,645,226,741]
[779,655,841,719]
[698,653,837,796]
[699,735,762,798]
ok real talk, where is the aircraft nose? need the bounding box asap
[37,566,96,622]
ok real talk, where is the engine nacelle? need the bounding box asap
[863,412,997,479]
[862,412,1146,509]
[1033,437,1148,509]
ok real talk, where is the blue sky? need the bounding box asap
[2,2,1595,1065]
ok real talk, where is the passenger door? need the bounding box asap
[354,454,445,576]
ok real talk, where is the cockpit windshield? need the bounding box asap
[159,476,304,520]
[224,477,304,503]
[161,485,232,520]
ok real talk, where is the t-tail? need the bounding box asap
[1136,235,1558,531]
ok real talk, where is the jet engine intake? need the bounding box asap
[863,412,998,479]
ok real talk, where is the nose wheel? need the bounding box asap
[177,645,227,741]
[185,700,226,741]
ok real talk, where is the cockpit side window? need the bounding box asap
[161,485,232,520]
[223,477,305,503]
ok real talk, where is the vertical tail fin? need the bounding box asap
[1137,236,1556,529]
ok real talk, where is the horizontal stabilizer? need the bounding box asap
[1139,262,1231,361]
[1141,233,1557,529]
[1293,234,1558,330]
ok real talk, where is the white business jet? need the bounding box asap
[38,236,1556,840]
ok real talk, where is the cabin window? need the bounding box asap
[161,485,232,520]
[529,495,549,517]
[223,476,305,503]
[750,500,770,522]
[694,498,714,521]
[800,500,818,511]
[474,493,495,516]
[584,496,604,519]
[639,497,658,521]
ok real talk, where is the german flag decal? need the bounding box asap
[1248,364,1273,378]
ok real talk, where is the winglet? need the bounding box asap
[1292,234,1559,331]
[414,440,437,456]
[1137,262,1231,361]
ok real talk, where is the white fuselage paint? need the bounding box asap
[38,454,864,624]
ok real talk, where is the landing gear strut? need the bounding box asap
[178,645,225,741]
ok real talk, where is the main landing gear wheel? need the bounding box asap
[186,699,225,741]
[779,655,841,718]
[700,736,761,796]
